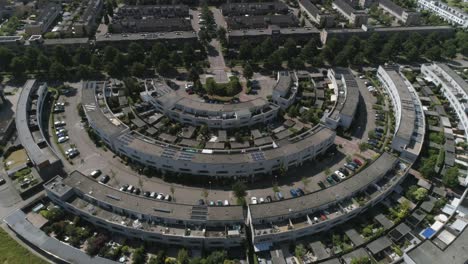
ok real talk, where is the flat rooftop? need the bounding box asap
[249,153,398,220]
[50,172,245,223]
[15,80,59,166]
[82,81,127,138]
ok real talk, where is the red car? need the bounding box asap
[353,158,363,166]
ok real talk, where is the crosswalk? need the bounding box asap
[83,104,96,111]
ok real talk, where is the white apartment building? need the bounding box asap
[377,66,425,162]
[417,0,468,28]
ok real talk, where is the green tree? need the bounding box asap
[131,62,146,77]
[177,249,189,264]
[295,244,306,259]
[103,46,119,63]
[232,181,247,200]
[359,142,369,152]
[132,246,146,264]
[238,40,253,60]
[443,167,459,187]
[128,42,145,63]
[413,187,428,201]
[53,45,72,66]
[205,77,217,94]
[49,62,67,80]
[9,56,27,80]
[243,63,253,80]
[0,47,14,71]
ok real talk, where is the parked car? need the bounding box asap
[331,173,341,183]
[276,192,284,200]
[56,129,67,135]
[224,200,229,206]
[165,194,172,201]
[326,176,335,185]
[335,170,346,179]
[259,197,265,203]
[209,201,215,206]
[55,102,65,107]
[339,168,349,176]
[99,175,110,184]
[318,181,326,189]
[127,185,134,193]
[90,170,101,178]
[290,189,298,197]
[143,191,150,197]
[134,188,141,195]
[0,178,5,185]
[344,163,356,171]
[251,197,258,204]
[150,192,156,198]
[67,149,79,158]
[375,127,384,133]
[296,188,305,196]
[58,136,69,143]
[120,184,129,192]
[54,121,66,127]
[266,196,273,203]
[156,193,164,200]
[198,199,205,205]
[353,159,363,166]
[216,200,223,206]
[53,106,64,113]
[349,161,359,168]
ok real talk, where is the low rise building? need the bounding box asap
[298,0,336,28]
[320,25,454,44]
[16,80,62,179]
[378,0,421,25]
[377,66,425,162]
[271,71,299,109]
[248,153,408,246]
[84,81,336,178]
[332,0,369,27]
[323,68,360,130]
[141,80,281,129]
[73,0,103,36]
[221,2,289,16]
[227,26,320,45]
[44,171,246,249]
[226,14,298,30]
[110,4,191,33]
[25,3,61,35]
[0,35,24,48]
[421,63,468,139]
[417,0,468,28]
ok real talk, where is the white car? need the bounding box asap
[156,193,164,200]
[90,170,101,178]
[224,200,229,206]
[335,170,346,179]
[54,121,66,127]
[150,192,156,198]
[55,102,65,107]
[251,197,258,204]
[56,128,67,135]
[259,197,265,203]
[65,148,76,155]
[58,136,69,143]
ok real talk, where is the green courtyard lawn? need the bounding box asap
[0,228,48,264]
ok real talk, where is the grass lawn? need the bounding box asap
[0,228,48,264]
[4,149,28,170]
